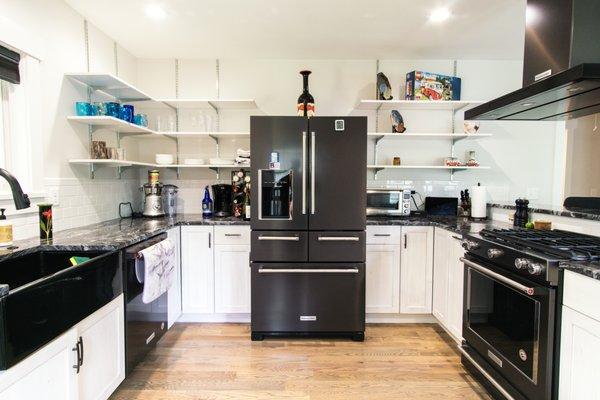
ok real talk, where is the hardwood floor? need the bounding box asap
[111,323,491,400]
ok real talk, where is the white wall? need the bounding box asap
[0,0,140,239]
[134,57,562,212]
[564,113,600,198]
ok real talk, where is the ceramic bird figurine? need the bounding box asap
[390,110,406,133]
[377,72,393,100]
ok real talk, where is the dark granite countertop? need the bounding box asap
[560,261,600,281]
[489,202,600,222]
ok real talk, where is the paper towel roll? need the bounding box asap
[471,184,487,219]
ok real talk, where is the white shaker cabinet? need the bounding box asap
[400,226,434,314]
[167,226,182,328]
[559,270,600,400]
[432,228,465,342]
[77,295,125,400]
[181,226,215,314]
[0,295,124,400]
[365,226,401,314]
[214,226,251,314]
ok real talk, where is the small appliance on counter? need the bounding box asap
[162,184,178,217]
[142,170,165,217]
[212,184,233,217]
[366,189,411,216]
[425,197,458,216]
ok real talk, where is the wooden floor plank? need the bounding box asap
[111,323,491,400]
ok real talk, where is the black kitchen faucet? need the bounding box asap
[0,168,30,210]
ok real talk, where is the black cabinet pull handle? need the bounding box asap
[78,336,84,367]
[72,339,81,373]
[404,234,407,249]
[373,234,391,237]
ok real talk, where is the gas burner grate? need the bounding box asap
[480,229,600,262]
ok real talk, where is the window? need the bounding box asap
[0,53,43,200]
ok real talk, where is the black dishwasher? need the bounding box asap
[123,233,168,375]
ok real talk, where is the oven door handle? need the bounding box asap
[458,346,516,400]
[460,257,537,296]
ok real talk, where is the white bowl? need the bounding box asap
[209,158,235,166]
[155,154,174,165]
[183,158,205,165]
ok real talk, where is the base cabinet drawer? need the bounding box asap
[309,231,366,262]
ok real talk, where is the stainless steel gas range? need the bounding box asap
[459,228,600,400]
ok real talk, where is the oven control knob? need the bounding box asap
[527,262,545,276]
[461,239,480,251]
[515,258,530,270]
[487,248,504,259]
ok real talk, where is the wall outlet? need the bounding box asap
[47,188,59,206]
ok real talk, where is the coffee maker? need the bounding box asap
[212,184,232,217]
[162,184,178,216]
[142,170,165,217]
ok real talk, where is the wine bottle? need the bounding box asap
[202,186,213,218]
[243,187,251,221]
[297,70,315,117]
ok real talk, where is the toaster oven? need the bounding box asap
[366,189,411,216]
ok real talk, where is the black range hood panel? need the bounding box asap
[465,64,600,121]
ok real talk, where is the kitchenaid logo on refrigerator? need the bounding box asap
[300,315,317,321]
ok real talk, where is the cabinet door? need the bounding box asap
[559,306,600,400]
[432,228,449,323]
[78,295,125,400]
[181,226,214,314]
[366,244,400,313]
[214,244,251,313]
[0,329,78,400]
[400,226,434,314]
[446,236,465,341]
[167,226,182,327]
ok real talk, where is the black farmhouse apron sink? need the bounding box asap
[0,249,122,370]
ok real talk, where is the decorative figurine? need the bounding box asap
[390,110,406,133]
[297,70,315,117]
[464,121,480,134]
[377,72,393,100]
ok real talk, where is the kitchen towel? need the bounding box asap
[134,238,176,304]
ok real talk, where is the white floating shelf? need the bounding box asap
[367,165,491,170]
[69,159,156,167]
[157,131,250,138]
[69,159,249,169]
[67,116,158,136]
[367,132,492,139]
[356,100,485,111]
[65,73,154,101]
[158,99,258,110]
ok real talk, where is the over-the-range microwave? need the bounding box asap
[366,189,411,216]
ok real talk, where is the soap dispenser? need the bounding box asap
[0,208,13,247]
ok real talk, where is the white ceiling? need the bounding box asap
[65,0,526,60]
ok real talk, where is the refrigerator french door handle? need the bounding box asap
[257,169,262,219]
[311,131,316,215]
[302,131,307,215]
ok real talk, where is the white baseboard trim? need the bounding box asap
[178,313,251,323]
[177,313,437,325]
[366,314,437,324]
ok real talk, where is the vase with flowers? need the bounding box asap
[38,204,53,241]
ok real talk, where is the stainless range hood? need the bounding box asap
[466,0,600,121]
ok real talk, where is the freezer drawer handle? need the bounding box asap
[259,268,359,274]
[317,236,360,242]
[460,257,536,296]
[258,236,300,241]
[458,346,515,400]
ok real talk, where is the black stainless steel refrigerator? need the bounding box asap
[250,116,367,341]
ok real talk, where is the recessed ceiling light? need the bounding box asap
[145,4,167,20]
[429,7,451,23]
[521,102,535,107]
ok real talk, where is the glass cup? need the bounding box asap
[119,104,134,122]
[75,102,91,116]
[105,102,120,118]
[95,102,108,116]
[134,113,148,127]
